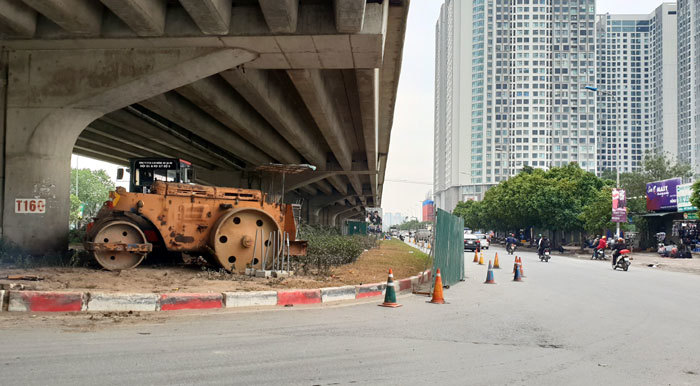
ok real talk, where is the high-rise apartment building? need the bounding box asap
[594,3,677,174]
[678,0,700,172]
[434,0,597,211]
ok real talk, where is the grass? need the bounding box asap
[330,239,432,285]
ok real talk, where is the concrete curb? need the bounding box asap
[87,293,159,312]
[2,269,433,312]
[224,291,277,308]
[320,286,357,302]
[159,293,223,311]
[356,282,386,298]
[277,289,322,305]
[8,291,85,312]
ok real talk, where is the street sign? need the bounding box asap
[676,183,697,212]
[15,198,46,214]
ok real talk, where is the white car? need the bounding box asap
[474,233,490,249]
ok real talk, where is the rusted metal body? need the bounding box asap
[85,181,306,273]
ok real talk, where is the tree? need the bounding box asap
[70,168,115,226]
[453,200,485,229]
[579,187,615,235]
[690,179,700,210]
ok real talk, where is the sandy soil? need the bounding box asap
[0,240,431,294]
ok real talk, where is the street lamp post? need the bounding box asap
[584,86,620,238]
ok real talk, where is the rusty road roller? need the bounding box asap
[84,160,307,272]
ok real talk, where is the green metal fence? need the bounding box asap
[432,209,465,286]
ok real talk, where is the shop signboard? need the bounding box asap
[612,188,627,223]
[646,178,681,212]
[676,183,697,212]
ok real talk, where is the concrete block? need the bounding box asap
[159,293,223,311]
[8,291,85,312]
[355,283,386,299]
[87,293,158,312]
[396,278,412,292]
[256,270,272,278]
[224,291,277,308]
[0,290,4,311]
[277,289,321,305]
[245,268,256,276]
[321,286,356,303]
[272,270,292,278]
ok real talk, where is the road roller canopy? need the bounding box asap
[118,158,194,193]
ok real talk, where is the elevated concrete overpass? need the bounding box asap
[0,0,408,253]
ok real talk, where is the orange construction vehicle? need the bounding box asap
[84,158,306,273]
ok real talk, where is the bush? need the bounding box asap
[296,225,378,274]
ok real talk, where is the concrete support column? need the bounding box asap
[2,47,256,254]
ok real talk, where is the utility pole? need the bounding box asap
[585,86,620,238]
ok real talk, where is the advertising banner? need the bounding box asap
[612,188,627,223]
[676,183,697,213]
[365,207,383,234]
[646,178,681,212]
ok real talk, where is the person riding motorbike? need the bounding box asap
[506,233,518,251]
[591,235,600,258]
[538,235,551,257]
[612,237,627,267]
[595,236,607,257]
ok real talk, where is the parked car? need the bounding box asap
[474,233,490,249]
[464,233,479,251]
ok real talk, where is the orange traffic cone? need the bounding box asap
[478,252,485,265]
[513,256,518,273]
[494,253,500,269]
[519,257,525,278]
[379,269,402,308]
[430,268,445,304]
[473,251,479,263]
[484,260,496,284]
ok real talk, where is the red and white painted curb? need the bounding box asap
[0,269,431,313]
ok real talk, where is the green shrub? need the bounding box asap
[296,225,378,274]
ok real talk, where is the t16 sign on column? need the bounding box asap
[15,198,46,214]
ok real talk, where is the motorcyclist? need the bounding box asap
[595,236,607,258]
[506,233,518,251]
[537,234,551,257]
[612,237,627,267]
[591,235,600,258]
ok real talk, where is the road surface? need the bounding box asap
[1,247,699,385]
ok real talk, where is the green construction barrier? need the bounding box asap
[346,220,367,235]
[432,208,464,286]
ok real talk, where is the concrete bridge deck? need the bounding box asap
[0,0,409,253]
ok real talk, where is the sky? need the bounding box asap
[74,0,672,220]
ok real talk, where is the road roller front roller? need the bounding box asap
[85,181,306,273]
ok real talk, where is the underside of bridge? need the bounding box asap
[0,0,408,253]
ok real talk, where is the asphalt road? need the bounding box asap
[2,247,700,385]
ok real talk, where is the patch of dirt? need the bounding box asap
[0,240,431,294]
[0,310,169,332]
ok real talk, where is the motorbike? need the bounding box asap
[592,248,606,260]
[614,249,631,271]
[539,247,551,262]
[506,243,516,254]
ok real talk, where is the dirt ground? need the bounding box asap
[0,240,431,293]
